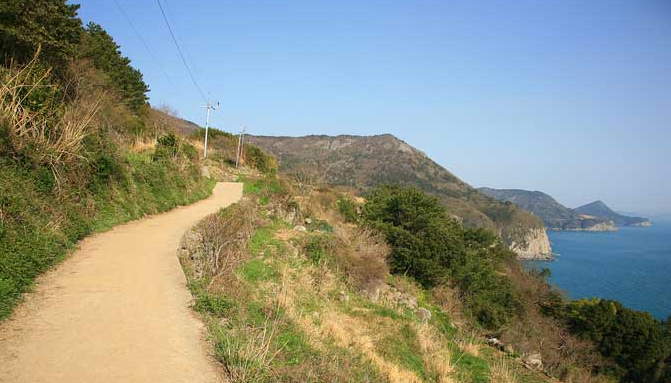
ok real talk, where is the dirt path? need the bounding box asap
[0,182,242,383]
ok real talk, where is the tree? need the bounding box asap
[362,185,522,330]
[78,22,149,114]
[0,0,82,73]
[362,185,463,287]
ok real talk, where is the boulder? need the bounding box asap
[416,308,432,323]
[338,291,350,303]
[524,353,543,370]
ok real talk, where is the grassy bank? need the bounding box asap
[179,174,559,383]
[0,150,214,319]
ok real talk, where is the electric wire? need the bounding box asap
[153,0,207,102]
[112,0,179,91]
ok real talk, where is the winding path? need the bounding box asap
[0,182,242,383]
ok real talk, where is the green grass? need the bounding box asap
[377,324,429,381]
[0,155,214,320]
[194,292,235,317]
[240,258,278,283]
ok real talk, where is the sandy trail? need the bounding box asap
[0,182,242,383]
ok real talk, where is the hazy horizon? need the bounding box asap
[76,0,671,215]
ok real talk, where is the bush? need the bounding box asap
[565,298,668,382]
[361,185,522,330]
[337,197,359,222]
[333,227,390,291]
[244,144,277,174]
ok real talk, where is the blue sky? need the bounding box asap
[75,0,670,215]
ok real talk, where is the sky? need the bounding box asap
[75,0,670,215]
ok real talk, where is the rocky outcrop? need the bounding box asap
[565,218,617,232]
[508,228,553,260]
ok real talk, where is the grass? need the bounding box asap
[0,153,214,320]
[180,176,562,383]
[377,324,429,381]
[240,258,278,283]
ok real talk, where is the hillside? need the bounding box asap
[178,172,602,383]
[478,188,616,231]
[247,134,552,259]
[575,201,651,227]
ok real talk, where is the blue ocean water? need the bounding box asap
[524,220,671,320]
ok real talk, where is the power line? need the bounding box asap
[112,0,178,91]
[153,0,207,102]
[161,0,199,75]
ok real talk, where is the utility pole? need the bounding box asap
[235,126,246,168]
[201,98,219,159]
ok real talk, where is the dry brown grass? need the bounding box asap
[0,51,101,186]
[332,226,390,291]
[457,331,481,357]
[275,250,424,383]
[130,138,156,152]
[417,323,459,383]
[490,355,518,383]
[181,199,258,291]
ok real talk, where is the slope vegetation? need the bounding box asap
[247,134,551,258]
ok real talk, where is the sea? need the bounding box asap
[524,220,671,320]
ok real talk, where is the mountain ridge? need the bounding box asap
[478,187,617,231]
[247,133,553,259]
[575,200,651,227]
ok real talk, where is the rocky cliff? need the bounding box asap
[247,134,552,259]
[508,228,553,260]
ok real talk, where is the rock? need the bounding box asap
[304,218,313,224]
[524,353,543,370]
[311,311,320,320]
[338,291,349,303]
[398,295,418,310]
[416,307,431,323]
[284,209,297,224]
[487,337,505,351]
[510,228,554,260]
[293,225,307,232]
[200,166,211,178]
[362,284,382,303]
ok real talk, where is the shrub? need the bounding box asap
[244,145,277,174]
[337,196,359,222]
[362,185,522,330]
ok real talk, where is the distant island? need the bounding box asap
[478,188,651,231]
[574,200,651,227]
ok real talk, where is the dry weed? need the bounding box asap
[457,331,480,357]
[0,49,101,186]
[417,323,459,383]
[490,355,518,383]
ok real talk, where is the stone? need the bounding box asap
[338,290,350,303]
[524,353,543,370]
[416,307,432,323]
[293,225,307,232]
[304,217,313,224]
[487,337,505,351]
[398,295,418,310]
